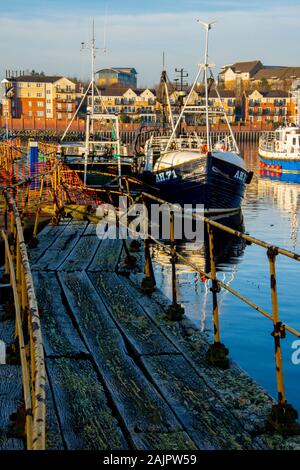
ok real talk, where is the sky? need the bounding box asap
[0,0,300,87]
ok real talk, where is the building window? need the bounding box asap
[57,103,61,109]
[37,83,42,87]
[37,101,44,107]
[28,93,31,97]
[46,99,51,104]
[68,113,72,119]
[37,93,42,97]
[46,90,51,94]
[46,109,51,114]
[37,111,44,117]
[28,101,32,107]
[57,113,62,119]
[28,111,33,117]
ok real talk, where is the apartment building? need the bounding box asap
[243,90,294,124]
[219,61,262,91]
[90,86,158,123]
[1,75,80,120]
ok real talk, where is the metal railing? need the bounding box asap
[1,192,46,449]
[135,191,300,434]
[1,138,299,441]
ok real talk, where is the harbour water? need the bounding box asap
[153,142,300,418]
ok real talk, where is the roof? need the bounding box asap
[98,86,130,96]
[12,75,64,83]
[97,86,154,97]
[248,90,289,98]
[96,67,137,75]
[224,60,262,74]
[198,89,236,98]
[253,66,300,81]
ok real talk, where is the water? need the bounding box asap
[152,142,300,417]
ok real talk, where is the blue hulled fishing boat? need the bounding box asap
[138,21,253,215]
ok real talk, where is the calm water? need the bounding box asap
[152,143,300,417]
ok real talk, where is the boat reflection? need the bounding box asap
[151,211,247,331]
[259,170,300,247]
[152,210,246,275]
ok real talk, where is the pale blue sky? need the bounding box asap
[1,1,299,86]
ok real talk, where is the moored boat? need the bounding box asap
[259,126,300,174]
[136,21,253,214]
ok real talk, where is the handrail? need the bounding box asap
[2,191,46,449]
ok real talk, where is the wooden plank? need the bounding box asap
[132,432,198,450]
[46,357,128,450]
[83,222,98,236]
[0,304,15,346]
[28,219,71,264]
[33,271,88,358]
[88,229,123,272]
[140,355,255,450]
[32,221,88,271]
[121,277,270,440]
[59,235,101,272]
[45,376,65,450]
[58,271,184,443]
[88,272,178,356]
[0,365,24,450]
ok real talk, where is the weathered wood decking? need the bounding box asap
[1,218,298,450]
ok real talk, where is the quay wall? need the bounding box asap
[0,116,273,143]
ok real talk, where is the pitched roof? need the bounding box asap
[253,66,300,80]
[97,86,129,96]
[13,75,64,83]
[248,89,289,98]
[225,60,262,74]
[198,89,236,98]
[97,86,154,97]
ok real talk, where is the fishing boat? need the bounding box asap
[258,125,300,174]
[136,21,253,215]
[58,22,133,188]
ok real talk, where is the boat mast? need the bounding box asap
[199,21,215,152]
[91,20,96,133]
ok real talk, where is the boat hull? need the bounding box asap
[258,148,300,173]
[142,153,249,214]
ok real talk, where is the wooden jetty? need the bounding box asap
[1,217,299,450]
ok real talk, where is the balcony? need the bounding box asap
[56,96,75,103]
[55,88,75,94]
[249,100,261,107]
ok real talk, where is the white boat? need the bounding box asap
[58,21,133,187]
[259,126,300,173]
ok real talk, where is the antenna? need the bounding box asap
[163,51,165,71]
[103,4,108,54]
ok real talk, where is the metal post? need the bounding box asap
[141,198,155,294]
[166,211,184,321]
[267,247,299,434]
[206,224,229,368]
[29,176,44,247]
